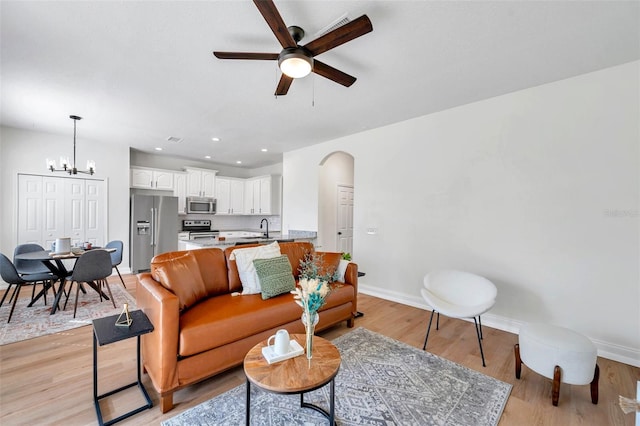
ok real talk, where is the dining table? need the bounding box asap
[14,248,115,315]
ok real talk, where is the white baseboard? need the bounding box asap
[358,283,640,368]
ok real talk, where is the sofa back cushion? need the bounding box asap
[280,241,314,278]
[189,248,231,297]
[151,251,208,311]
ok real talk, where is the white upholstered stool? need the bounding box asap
[515,323,599,406]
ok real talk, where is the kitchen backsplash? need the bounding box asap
[180,214,281,231]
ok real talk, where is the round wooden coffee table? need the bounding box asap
[244,334,341,425]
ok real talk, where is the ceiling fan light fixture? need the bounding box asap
[278,48,313,78]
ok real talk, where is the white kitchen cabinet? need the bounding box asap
[244,175,281,215]
[130,167,174,190]
[215,176,244,215]
[173,172,187,215]
[185,167,217,197]
[18,174,105,248]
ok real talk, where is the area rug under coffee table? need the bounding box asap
[163,327,511,426]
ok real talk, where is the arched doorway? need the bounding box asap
[317,151,354,254]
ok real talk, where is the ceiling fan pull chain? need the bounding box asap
[312,73,315,107]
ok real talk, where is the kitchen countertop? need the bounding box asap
[181,230,317,249]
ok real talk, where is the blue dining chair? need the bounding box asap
[105,240,126,288]
[63,250,115,318]
[14,243,59,305]
[0,253,57,323]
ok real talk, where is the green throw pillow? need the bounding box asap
[253,255,296,300]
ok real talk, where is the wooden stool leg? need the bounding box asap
[552,365,561,406]
[514,344,522,379]
[590,364,599,404]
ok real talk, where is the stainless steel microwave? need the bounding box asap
[186,197,216,214]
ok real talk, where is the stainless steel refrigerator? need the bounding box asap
[130,194,178,273]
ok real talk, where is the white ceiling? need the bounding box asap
[2,1,638,169]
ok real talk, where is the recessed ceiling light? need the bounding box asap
[155,147,163,151]
[261,148,268,152]
[204,155,211,159]
[212,137,221,142]
[236,160,242,164]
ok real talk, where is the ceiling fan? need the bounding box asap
[213,0,373,96]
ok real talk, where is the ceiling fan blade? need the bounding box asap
[253,0,296,49]
[275,74,293,96]
[304,15,373,57]
[313,60,357,87]
[213,52,279,60]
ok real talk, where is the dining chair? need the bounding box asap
[63,250,115,318]
[0,253,51,323]
[421,270,497,367]
[105,240,126,288]
[14,243,59,305]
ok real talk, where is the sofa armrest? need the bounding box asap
[136,272,180,395]
[344,262,358,315]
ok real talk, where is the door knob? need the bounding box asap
[337,232,342,235]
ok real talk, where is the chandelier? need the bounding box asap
[47,115,95,175]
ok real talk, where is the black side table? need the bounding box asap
[92,309,154,426]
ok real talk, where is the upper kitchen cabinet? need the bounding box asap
[185,167,217,197]
[215,176,244,215]
[173,172,188,215]
[244,175,281,215]
[130,166,174,191]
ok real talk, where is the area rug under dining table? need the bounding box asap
[163,327,511,426]
[0,281,136,345]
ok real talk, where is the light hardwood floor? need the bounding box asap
[1,274,638,425]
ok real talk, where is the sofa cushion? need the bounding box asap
[152,251,207,311]
[178,292,302,357]
[232,241,281,295]
[253,255,296,300]
[177,280,355,357]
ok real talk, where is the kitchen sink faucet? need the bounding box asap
[260,218,269,238]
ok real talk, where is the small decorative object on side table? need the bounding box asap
[115,303,133,327]
[92,309,154,426]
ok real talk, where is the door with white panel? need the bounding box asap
[336,185,354,255]
[65,179,85,246]
[18,175,43,244]
[84,180,104,246]
[42,177,65,249]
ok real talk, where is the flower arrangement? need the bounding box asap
[297,251,340,283]
[292,251,334,359]
[291,278,330,315]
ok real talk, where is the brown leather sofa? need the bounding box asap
[136,241,358,413]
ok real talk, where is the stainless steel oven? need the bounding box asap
[182,220,219,240]
[186,197,216,214]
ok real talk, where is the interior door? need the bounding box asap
[18,174,43,244]
[336,185,354,255]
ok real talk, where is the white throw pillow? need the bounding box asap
[233,241,281,294]
[336,259,350,283]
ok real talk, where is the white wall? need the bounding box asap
[0,126,131,268]
[318,152,354,251]
[283,61,640,366]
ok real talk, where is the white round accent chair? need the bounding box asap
[515,323,599,406]
[421,270,497,367]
